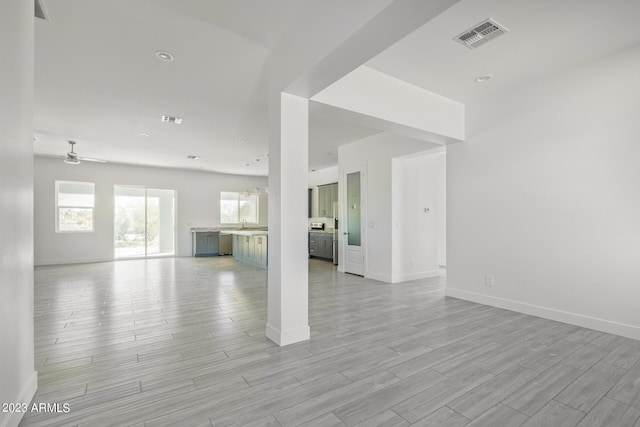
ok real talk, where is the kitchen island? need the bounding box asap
[225,229,268,268]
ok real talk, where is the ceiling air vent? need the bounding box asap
[34,0,49,21]
[454,18,508,49]
[161,115,183,124]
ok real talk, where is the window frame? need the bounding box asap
[55,180,96,233]
[220,191,260,225]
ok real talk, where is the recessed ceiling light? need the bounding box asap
[186,155,200,160]
[474,74,492,83]
[236,138,246,144]
[137,132,149,137]
[155,51,174,62]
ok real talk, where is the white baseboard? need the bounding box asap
[446,287,640,341]
[365,271,392,283]
[35,256,111,266]
[35,255,194,266]
[391,269,441,283]
[1,370,38,427]
[366,269,441,284]
[265,323,310,347]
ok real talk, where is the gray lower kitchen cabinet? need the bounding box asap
[192,231,219,257]
[309,232,333,260]
[233,235,248,260]
[233,235,241,258]
[232,234,268,268]
[254,235,267,265]
[309,236,319,256]
[321,237,333,259]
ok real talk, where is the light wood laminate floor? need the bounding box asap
[20,257,640,426]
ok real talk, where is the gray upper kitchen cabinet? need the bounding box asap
[318,185,329,217]
[317,183,338,217]
[330,183,338,210]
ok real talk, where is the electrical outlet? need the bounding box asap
[485,275,494,287]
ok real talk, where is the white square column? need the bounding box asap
[266,92,310,346]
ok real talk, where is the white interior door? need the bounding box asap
[344,170,364,275]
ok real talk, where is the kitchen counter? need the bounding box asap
[191,228,268,266]
[190,227,267,233]
[224,229,268,236]
[191,228,266,258]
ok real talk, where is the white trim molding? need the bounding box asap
[265,323,310,347]
[446,287,640,341]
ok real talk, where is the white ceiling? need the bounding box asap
[367,0,640,105]
[33,0,640,175]
[33,0,387,175]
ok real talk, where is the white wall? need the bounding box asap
[447,45,640,340]
[34,157,268,265]
[0,1,37,426]
[392,149,443,282]
[308,165,339,188]
[312,66,465,143]
[339,133,442,281]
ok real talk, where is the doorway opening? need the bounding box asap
[114,186,175,258]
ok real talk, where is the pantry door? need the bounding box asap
[343,170,364,276]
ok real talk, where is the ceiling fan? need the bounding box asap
[63,141,106,165]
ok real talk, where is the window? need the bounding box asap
[56,180,95,232]
[220,191,259,224]
[114,186,175,258]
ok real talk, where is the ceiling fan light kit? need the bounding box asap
[63,141,107,165]
[63,157,80,165]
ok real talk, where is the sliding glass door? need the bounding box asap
[114,186,175,258]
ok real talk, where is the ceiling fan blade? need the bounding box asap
[78,156,107,163]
